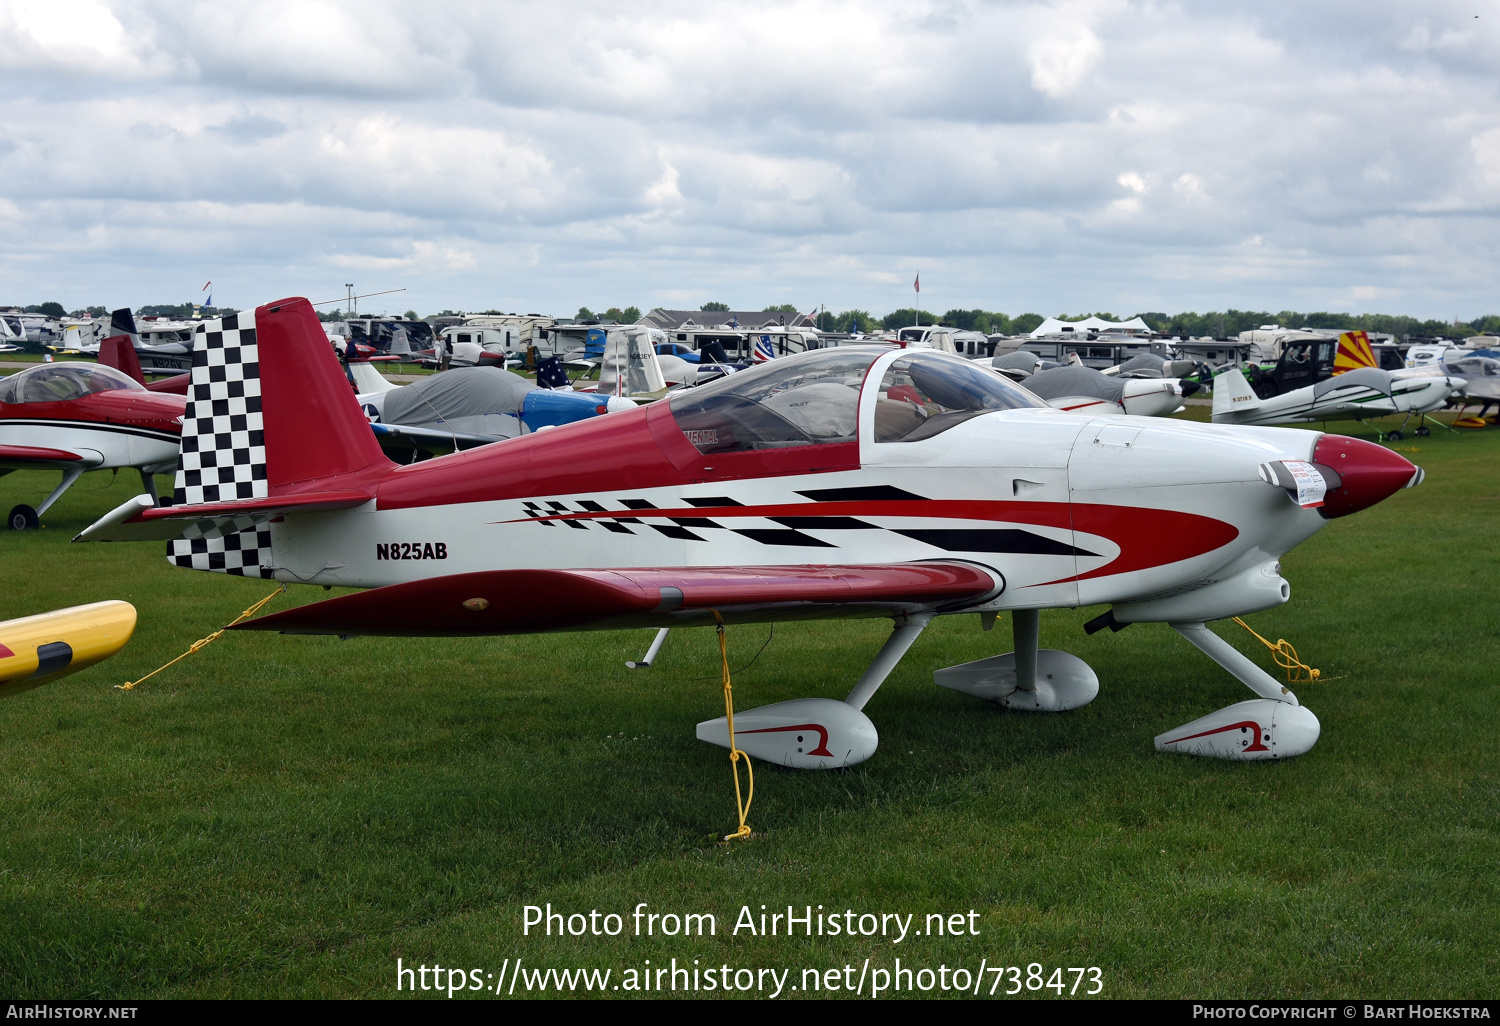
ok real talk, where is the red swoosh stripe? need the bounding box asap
[504,499,1238,583]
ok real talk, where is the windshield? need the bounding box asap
[668,348,880,454]
[0,363,145,404]
[875,352,1045,442]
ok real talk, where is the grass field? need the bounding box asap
[0,412,1495,999]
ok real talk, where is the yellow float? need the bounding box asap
[0,601,137,698]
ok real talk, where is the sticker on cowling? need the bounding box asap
[1279,460,1327,508]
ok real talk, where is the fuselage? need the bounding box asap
[262,350,1332,615]
[1219,370,1459,427]
[0,389,183,470]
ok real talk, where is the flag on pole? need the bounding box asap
[913,272,920,294]
[202,280,212,308]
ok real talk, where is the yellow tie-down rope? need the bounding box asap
[118,583,286,691]
[712,612,754,842]
[1231,615,1322,685]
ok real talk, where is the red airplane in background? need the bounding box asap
[81,299,1422,766]
[98,332,190,395]
[1,361,183,529]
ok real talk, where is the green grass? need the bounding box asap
[0,414,1495,999]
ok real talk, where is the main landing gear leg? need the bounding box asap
[843,612,933,711]
[626,627,670,669]
[1154,620,1321,761]
[37,466,85,518]
[138,468,161,507]
[695,612,934,769]
[11,466,87,529]
[1386,411,1414,442]
[933,609,1099,711]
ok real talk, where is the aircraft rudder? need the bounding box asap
[254,298,394,491]
[109,307,138,341]
[1211,366,1260,420]
[1333,330,1377,375]
[99,334,145,384]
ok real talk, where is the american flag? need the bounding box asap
[913,272,920,294]
[753,335,776,362]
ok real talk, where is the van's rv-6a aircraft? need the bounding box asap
[81,299,1424,766]
[1,361,184,530]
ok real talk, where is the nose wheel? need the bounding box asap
[8,504,39,531]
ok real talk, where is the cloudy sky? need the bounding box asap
[2,0,1498,319]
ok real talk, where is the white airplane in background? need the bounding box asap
[992,352,1192,417]
[1212,367,1459,432]
[79,299,1426,776]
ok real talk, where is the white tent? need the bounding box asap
[1030,316,1151,337]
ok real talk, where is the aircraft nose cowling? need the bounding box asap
[1314,434,1423,519]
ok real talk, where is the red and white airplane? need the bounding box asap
[1,361,184,530]
[80,299,1424,764]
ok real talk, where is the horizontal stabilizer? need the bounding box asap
[232,562,1001,636]
[74,489,373,543]
[137,489,373,522]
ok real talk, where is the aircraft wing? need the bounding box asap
[369,422,500,454]
[230,563,1002,636]
[0,444,100,470]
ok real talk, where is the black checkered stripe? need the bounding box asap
[172,312,267,507]
[166,515,275,578]
[521,496,853,548]
[519,486,1091,556]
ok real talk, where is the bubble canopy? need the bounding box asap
[0,363,146,405]
[668,347,1043,455]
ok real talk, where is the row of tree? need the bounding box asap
[576,306,642,324]
[21,299,1500,340]
[807,307,1500,339]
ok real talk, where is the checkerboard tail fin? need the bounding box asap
[171,297,392,508]
[165,297,394,578]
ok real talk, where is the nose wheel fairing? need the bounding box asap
[934,649,1100,711]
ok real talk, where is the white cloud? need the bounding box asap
[1,0,1499,318]
[1028,23,1104,99]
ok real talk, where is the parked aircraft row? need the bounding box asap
[4,315,1479,534]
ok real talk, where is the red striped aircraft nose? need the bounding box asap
[1313,434,1423,519]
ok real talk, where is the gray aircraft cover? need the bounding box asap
[382,366,536,437]
[1021,365,1126,404]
